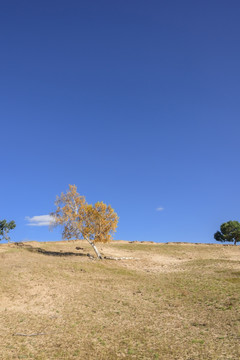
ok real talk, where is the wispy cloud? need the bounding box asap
[156,207,164,211]
[25,215,55,226]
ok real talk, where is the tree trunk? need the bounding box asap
[85,238,102,259]
[234,238,237,245]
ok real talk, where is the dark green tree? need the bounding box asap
[214,221,240,245]
[0,220,16,242]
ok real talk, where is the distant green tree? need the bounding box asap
[0,220,16,242]
[214,221,240,245]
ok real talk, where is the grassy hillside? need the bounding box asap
[0,240,240,359]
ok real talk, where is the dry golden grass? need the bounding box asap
[0,240,240,359]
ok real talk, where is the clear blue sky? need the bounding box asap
[1,1,239,243]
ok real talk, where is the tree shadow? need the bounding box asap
[15,242,94,259]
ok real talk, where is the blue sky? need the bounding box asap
[1,1,239,243]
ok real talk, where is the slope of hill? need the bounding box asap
[0,241,239,359]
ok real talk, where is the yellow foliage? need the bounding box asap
[51,185,119,244]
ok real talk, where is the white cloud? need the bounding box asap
[25,215,55,226]
[156,207,164,211]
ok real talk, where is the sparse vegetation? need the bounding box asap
[0,240,240,359]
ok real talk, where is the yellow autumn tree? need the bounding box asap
[51,185,119,259]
